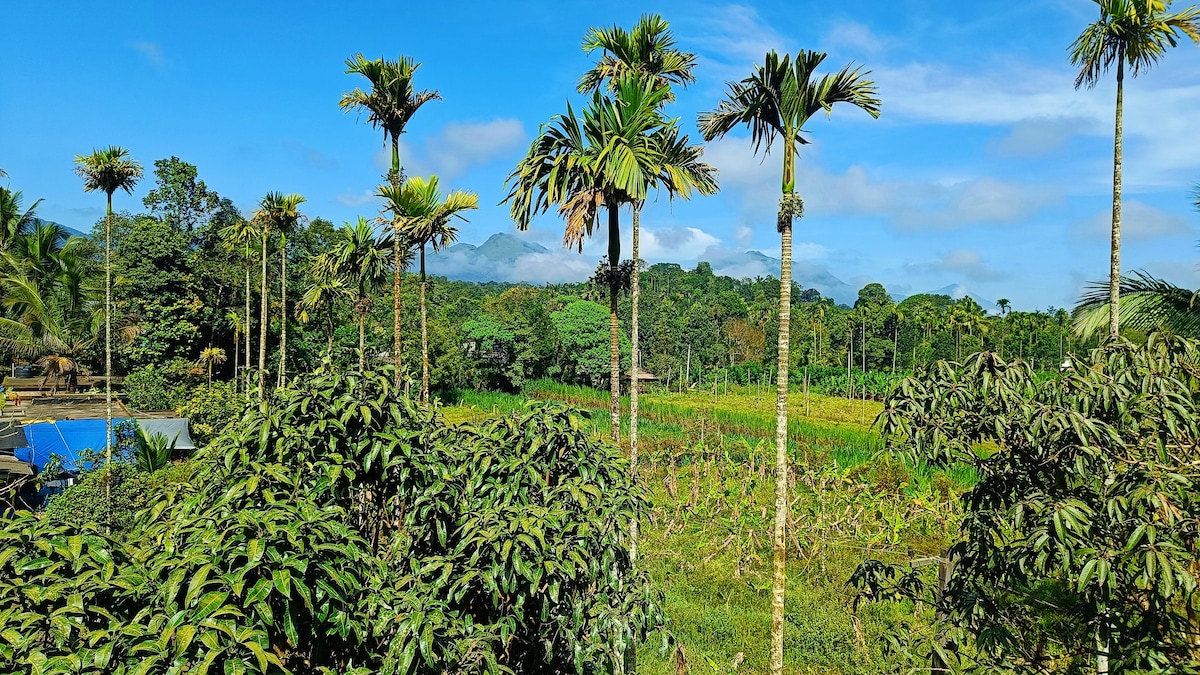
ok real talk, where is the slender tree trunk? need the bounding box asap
[258,231,268,398]
[1108,57,1124,338]
[326,307,334,354]
[104,193,113,521]
[607,204,621,445]
[359,311,366,371]
[232,330,238,391]
[770,206,794,675]
[245,248,251,394]
[892,326,898,374]
[770,137,800,675]
[277,234,287,388]
[391,137,404,388]
[420,245,430,403]
[627,205,641,675]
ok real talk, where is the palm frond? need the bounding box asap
[73,146,143,196]
[1073,270,1200,337]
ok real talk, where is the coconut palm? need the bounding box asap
[73,146,142,504]
[342,53,440,385]
[220,217,258,393]
[0,187,41,250]
[251,192,305,395]
[383,176,477,401]
[699,50,880,675]
[327,217,394,370]
[1070,0,1200,338]
[506,74,674,443]
[196,347,227,385]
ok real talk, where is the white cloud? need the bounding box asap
[684,5,791,84]
[823,21,889,55]
[336,189,376,207]
[1072,200,1194,242]
[637,226,721,260]
[906,249,1008,283]
[876,59,1200,189]
[704,137,1062,231]
[987,116,1093,157]
[131,41,166,71]
[375,118,527,180]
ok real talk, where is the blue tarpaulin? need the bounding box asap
[16,419,127,471]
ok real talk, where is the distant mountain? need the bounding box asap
[31,218,87,239]
[919,283,995,310]
[704,248,857,305]
[426,233,865,302]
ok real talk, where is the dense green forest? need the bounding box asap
[1,157,1098,407]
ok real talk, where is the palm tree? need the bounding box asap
[506,74,673,444]
[251,193,304,395]
[296,252,352,356]
[1070,0,1199,338]
[341,54,440,386]
[0,187,41,250]
[996,298,1011,316]
[221,217,258,393]
[197,347,227,385]
[73,146,142,507]
[577,19,718,593]
[383,176,478,401]
[577,14,697,98]
[699,50,880,675]
[327,217,394,370]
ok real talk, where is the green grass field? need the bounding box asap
[441,382,963,674]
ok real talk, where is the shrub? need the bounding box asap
[2,363,664,674]
[177,381,247,446]
[121,358,202,411]
[43,460,196,531]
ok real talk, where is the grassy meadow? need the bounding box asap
[443,382,966,674]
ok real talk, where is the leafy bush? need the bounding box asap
[43,460,196,531]
[2,363,663,674]
[122,358,202,411]
[177,381,247,445]
[852,334,1200,672]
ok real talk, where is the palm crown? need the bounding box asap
[578,14,697,100]
[252,192,306,236]
[340,54,441,174]
[73,146,143,200]
[699,50,880,196]
[1070,0,1200,88]
[380,176,478,260]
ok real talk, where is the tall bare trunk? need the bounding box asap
[104,193,113,522]
[391,138,404,387]
[771,137,800,675]
[771,199,795,675]
[244,250,251,393]
[420,245,430,403]
[277,235,287,388]
[607,204,620,445]
[258,230,268,399]
[627,205,641,675]
[359,311,366,371]
[1108,57,1124,338]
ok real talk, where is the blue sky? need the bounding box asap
[3,0,1198,308]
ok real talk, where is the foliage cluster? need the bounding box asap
[853,333,1200,672]
[1,366,663,674]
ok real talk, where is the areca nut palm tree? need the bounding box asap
[699,50,880,675]
[506,74,672,444]
[296,252,352,357]
[74,146,142,509]
[341,53,440,386]
[385,176,477,401]
[577,16,717,586]
[251,192,305,396]
[328,217,393,371]
[220,217,259,393]
[1070,0,1200,339]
